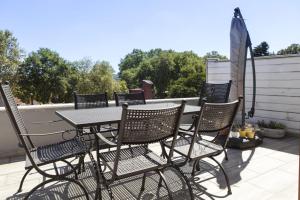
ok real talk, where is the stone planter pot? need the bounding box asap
[259,128,286,138]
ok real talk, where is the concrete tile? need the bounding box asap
[266,183,298,200]
[247,169,297,193]
[277,160,299,175]
[226,182,273,200]
[0,161,25,175]
[0,174,7,187]
[0,136,299,200]
[0,157,10,165]
[246,156,285,174]
[268,150,298,163]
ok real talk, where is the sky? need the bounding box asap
[1,0,299,71]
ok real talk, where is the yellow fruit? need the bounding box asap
[247,131,255,139]
[239,130,247,138]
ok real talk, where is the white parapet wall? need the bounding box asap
[207,54,300,135]
[0,97,198,159]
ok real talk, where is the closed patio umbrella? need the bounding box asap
[230,7,256,126]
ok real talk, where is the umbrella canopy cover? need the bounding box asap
[230,15,248,101]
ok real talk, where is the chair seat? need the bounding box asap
[164,136,223,160]
[25,138,87,169]
[100,146,167,177]
[179,124,194,131]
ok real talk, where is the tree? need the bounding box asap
[71,57,93,73]
[119,49,146,72]
[17,48,77,103]
[203,51,227,61]
[0,30,23,85]
[169,51,205,98]
[76,61,128,99]
[253,41,270,57]
[119,49,206,98]
[277,44,300,55]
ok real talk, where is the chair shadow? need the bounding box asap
[6,163,197,200]
[216,148,255,190]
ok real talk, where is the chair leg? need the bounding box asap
[61,159,78,180]
[160,142,168,159]
[172,165,194,200]
[209,156,232,195]
[141,173,147,191]
[191,159,199,177]
[17,167,33,193]
[53,162,59,175]
[157,170,174,200]
[224,148,229,161]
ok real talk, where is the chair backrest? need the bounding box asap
[114,91,146,106]
[117,101,185,145]
[198,80,232,105]
[0,82,34,149]
[110,101,185,180]
[190,98,241,153]
[74,92,109,109]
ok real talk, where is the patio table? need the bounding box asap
[55,102,200,199]
[56,102,200,129]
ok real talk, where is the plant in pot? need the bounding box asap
[227,122,263,149]
[257,120,286,138]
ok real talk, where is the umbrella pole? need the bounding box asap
[233,7,256,126]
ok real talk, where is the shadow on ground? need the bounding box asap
[6,160,233,200]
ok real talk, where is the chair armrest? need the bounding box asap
[96,132,117,147]
[20,129,76,136]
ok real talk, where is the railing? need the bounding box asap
[0,97,198,159]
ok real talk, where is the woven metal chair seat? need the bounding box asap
[100,146,167,177]
[25,138,86,169]
[164,137,223,160]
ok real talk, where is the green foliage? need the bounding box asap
[253,41,270,57]
[17,48,77,103]
[257,120,286,129]
[71,57,93,73]
[119,49,146,72]
[119,49,206,98]
[120,67,140,88]
[75,60,128,99]
[203,51,228,61]
[277,44,300,55]
[0,30,23,87]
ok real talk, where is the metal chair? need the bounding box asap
[162,98,241,195]
[74,92,109,109]
[114,91,146,106]
[0,82,90,199]
[198,80,232,105]
[73,92,118,152]
[180,80,232,140]
[94,101,194,199]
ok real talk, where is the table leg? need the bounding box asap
[94,129,101,199]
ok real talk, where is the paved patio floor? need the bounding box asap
[0,136,298,200]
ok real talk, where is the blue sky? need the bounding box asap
[1,0,299,71]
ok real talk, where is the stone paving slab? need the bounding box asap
[0,136,298,200]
